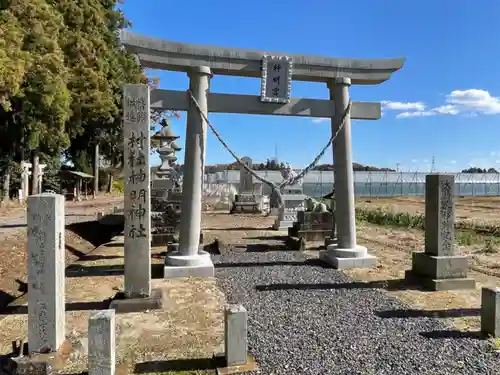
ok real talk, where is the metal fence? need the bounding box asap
[204,170,500,197]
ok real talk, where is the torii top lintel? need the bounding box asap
[120,31,405,85]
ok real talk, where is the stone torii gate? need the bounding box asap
[121,31,405,278]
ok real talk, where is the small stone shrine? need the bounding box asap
[273,184,306,230]
[405,174,475,290]
[230,156,264,213]
[288,197,334,244]
[150,122,183,246]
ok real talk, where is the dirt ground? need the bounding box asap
[357,196,500,225]
[1,197,500,373]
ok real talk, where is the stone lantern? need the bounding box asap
[151,123,181,180]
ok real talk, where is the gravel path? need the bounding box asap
[214,251,499,375]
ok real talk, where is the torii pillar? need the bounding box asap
[164,66,215,278]
[319,77,377,269]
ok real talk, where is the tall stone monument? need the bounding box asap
[239,157,253,193]
[406,174,475,290]
[123,84,151,298]
[231,156,263,213]
[27,194,65,353]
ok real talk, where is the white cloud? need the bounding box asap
[381,101,426,111]
[312,118,329,124]
[384,89,500,119]
[396,111,435,119]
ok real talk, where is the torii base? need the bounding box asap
[164,250,215,278]
[319,244,377,269]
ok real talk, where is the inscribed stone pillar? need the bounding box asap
[406,174,475,290]
[123,84,151,298]
[239,157,253,193]
[225,305,248,366]
[424,174,454,256]
[318,77,376,269]
[88,309,116,375]
[164,67,214,278]
[27,193,65,353]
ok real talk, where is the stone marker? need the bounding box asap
[481,287,500,337]
[27,194,65,354]
[88,309,116,375]
[239,157,253,193]
[406,174,475,290]
[123,84,152,298]
[224,304,248,367]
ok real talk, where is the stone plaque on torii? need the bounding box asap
[120,31,405,276]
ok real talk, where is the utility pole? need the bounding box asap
[431,156,436,173]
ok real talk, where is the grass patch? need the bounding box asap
[355,207,500,250]
[487,336,500,352]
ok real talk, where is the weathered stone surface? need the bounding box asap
[425,174,455,256]
[239,157,253,193]
[27,194,65,354]
[407,174,475,291]
[481,287,500,337]
[296,211,334,230]
[231,194,261,214]
[123,84,152,298]
[225,304,248,367]
[411,252,470,279]
[88,309,115,375]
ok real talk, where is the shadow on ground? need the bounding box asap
[66,262,166,279]
[66,244,122,262]
[66,220,123,248]
[65,264,124,277]
[255,279,425,292]
[376,308,480,319]
[0,223,26,229]
[244,243,289,252]
[0,298,112,316]
[204,226,271,231]
[245,235,289,241]
[419,330,485,340]
[134,357,223,373]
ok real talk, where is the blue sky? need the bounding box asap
[120,0,500,172]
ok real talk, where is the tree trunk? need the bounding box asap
[107,172,113,193]
[31,151,39,195]
[93,142,100,199]
[2,167,11,202]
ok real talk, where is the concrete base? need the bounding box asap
[406,251,476,291]
[319,244,377,269]
[214,354,259,375]
[404,270,476,291]
[164,250,215,278]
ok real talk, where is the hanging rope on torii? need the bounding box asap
[187,89,351,210]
